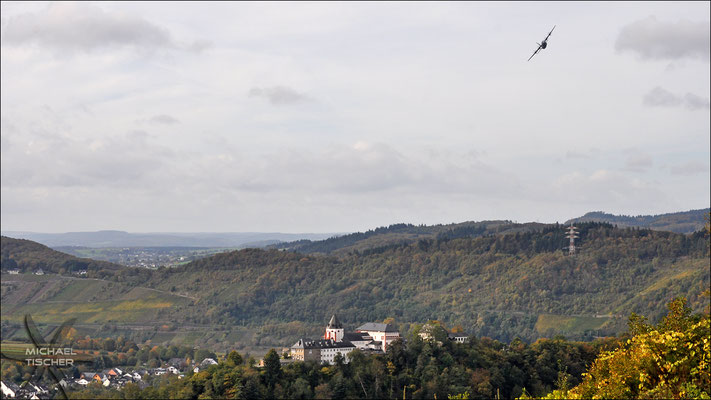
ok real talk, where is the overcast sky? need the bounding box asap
[1,1,709,233]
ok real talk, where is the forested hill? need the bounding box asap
[153,223,709,343]
[0,236,124,274]
[271,209,708,255]
[566,208,709,234]
[2,224,709,346]
[269,220,549,255]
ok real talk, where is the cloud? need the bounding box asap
[565,150,598,160]
[670,161,708,176]
[550,169,676,212]
[1,129,174,189]
[159,141,520,201]
[148,114,180,125]
[248,86,311,105]
[643,87,683,107]
[615,16,710,61]
[186,39,213,53]
[624,153,653,172]
[683,93,711,110]
[643,87,710,110]
[1,3,206,53]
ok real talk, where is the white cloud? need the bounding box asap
[550,169,677,213]
[1,2,207,54]
[615,16,710,61]
[1,128,174,189]
[178,141,518,198]
[248,86,312,106]
[683,92,711,110]
[643,87,710,110]
[148,114,180,125]
[670,161,708,176]
[643,86,683,107]
[624,153,653,172]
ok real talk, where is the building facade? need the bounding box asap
[355,322,400,352]
[290,338,355,364]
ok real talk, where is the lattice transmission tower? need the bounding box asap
[565,225,579,255]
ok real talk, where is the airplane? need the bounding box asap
[528,25,556,61]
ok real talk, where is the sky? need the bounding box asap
[1,1,709,233]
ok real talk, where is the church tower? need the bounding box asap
[324,314,344,342]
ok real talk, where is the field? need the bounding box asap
[534,314,610,335]
[0,273,204,347]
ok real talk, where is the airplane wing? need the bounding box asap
[527,45,542,61]
[544,25,556,42]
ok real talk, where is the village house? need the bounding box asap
[419,322,470,344]
[448,332,470,343]
[80,372,96,381]
[1,381,20,398]
[193,357,218,373]
[105,367,123,378]
[75,378,90,386]
[167,357,187,370]
[2,382,52,399]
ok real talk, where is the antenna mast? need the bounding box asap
[565,225,579,255]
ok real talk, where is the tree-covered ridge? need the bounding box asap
[2,223,709,346]
[566,208,710,234]
[63,298,709,400]
[149,223,709,343]
[0,236,124,274]
[64,327,621,399]
[270,220,548,255]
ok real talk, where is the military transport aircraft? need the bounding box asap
[528,25,556,61]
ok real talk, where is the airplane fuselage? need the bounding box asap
[541,41,548,49]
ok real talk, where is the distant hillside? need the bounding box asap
[0,231,338,248]
[566,209,709,234]
[270,220,550,255]
[1,236,125,274]
[3,223,708,351]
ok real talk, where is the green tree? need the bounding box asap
[227,350,243,366]
[263,348,281,390]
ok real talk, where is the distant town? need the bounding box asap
[55,247,236,268]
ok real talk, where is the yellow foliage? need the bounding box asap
[535,299,710,400]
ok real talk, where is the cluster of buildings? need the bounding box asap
[0,358,219,399]
[1,381,49,400]
[64,367,147,390]
[289,316,471,366]
[4,268,86,276]
[290,315,400,364]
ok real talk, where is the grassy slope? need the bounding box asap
[1,273,191,324]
